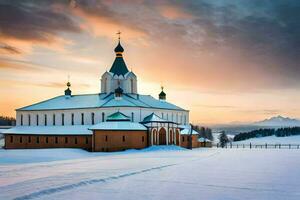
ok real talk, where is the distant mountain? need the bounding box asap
[253,115,300,127]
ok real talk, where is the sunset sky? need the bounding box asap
[0,0,299,124]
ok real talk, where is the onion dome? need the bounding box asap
[64,81,72,96]
[159,86,166,100]
[114,41,124,54]
[109,39,129,76]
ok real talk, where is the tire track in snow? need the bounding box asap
[12,151,221,200]
[13,163,176,200]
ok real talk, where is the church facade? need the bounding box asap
[3,39,202,152]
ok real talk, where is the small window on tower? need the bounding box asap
[123,135,125,142]
[10,136,13,143]
[21,114,23,126]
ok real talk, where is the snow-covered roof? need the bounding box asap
[89,121,147,131]
[106,111,130,121]
[2,125,92,135]
[142,113,171,123]
[17,93,186,111]
[180,125,199,135]
[198,137,212,142]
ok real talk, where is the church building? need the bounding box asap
[3,37,202,152]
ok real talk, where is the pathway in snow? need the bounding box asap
[0,148,300,200]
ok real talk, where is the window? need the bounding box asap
[105,135,108,141]
[176,113,178,123]
[91,113,95,125]
[20,136,22,143]
[21,114,23,126]
[81,113,84,125]
[75,137,78,144]
[28,136,31,143]
[44,114,47,126]
[184,115,187,125]
[123,135,125,142]
[167,113,169,120]
[142,136,144,142]
[71,113,74,125]
[131,79,134,93]
[85,137,88,144]
[55,137,58,144]
[172,113,174,122]
[36,115,39,126]
[102,112,105,122]
[10,136,13,143]
[182,136,185,142]
[161,113,164,119]
[62,113,65,126]
[53,114,56,126]
[46,137,48,143]
[28,114,31,126]
[65,137,68,144]
[37,136,40,144]
[131,112,134,122]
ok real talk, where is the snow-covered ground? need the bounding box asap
[233,135,300,144]
[0,147,300,200]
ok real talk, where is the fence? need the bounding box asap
[214,143,300,149]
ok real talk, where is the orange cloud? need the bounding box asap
[158,5,193,20]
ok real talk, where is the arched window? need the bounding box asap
[131,112,134,122]
[44,114,47,126]
[91,113,95,125]
[71,113,74,125]
[131,79,134,93]
[62,113,65,126]
[53,114,56,126]
[36,115,39,126]
[81,113,84,125]
[102,112,105,122]
[28,114,31,126]
[21,114,23,126]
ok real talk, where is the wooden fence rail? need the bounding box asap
[214,143,300,149]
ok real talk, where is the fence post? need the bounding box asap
[250,143,251,149]
[237,144,238,148]
[243,144,245,148]
[298,145,299,149]
[230,143,232,148]
[289,144,291,149]
[279,144,281,149]
[265,143,267,149]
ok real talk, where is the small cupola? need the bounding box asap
[159,86,166,101]
[64,81,72,97]
[115,86,123,100]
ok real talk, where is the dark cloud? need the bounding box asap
[0,1,81,42]
[0,43,21,54]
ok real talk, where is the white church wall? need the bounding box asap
[16,107,189,127]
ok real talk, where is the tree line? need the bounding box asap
[233,127,300,141]
[0,116,16,126]
[193,125,214,141]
